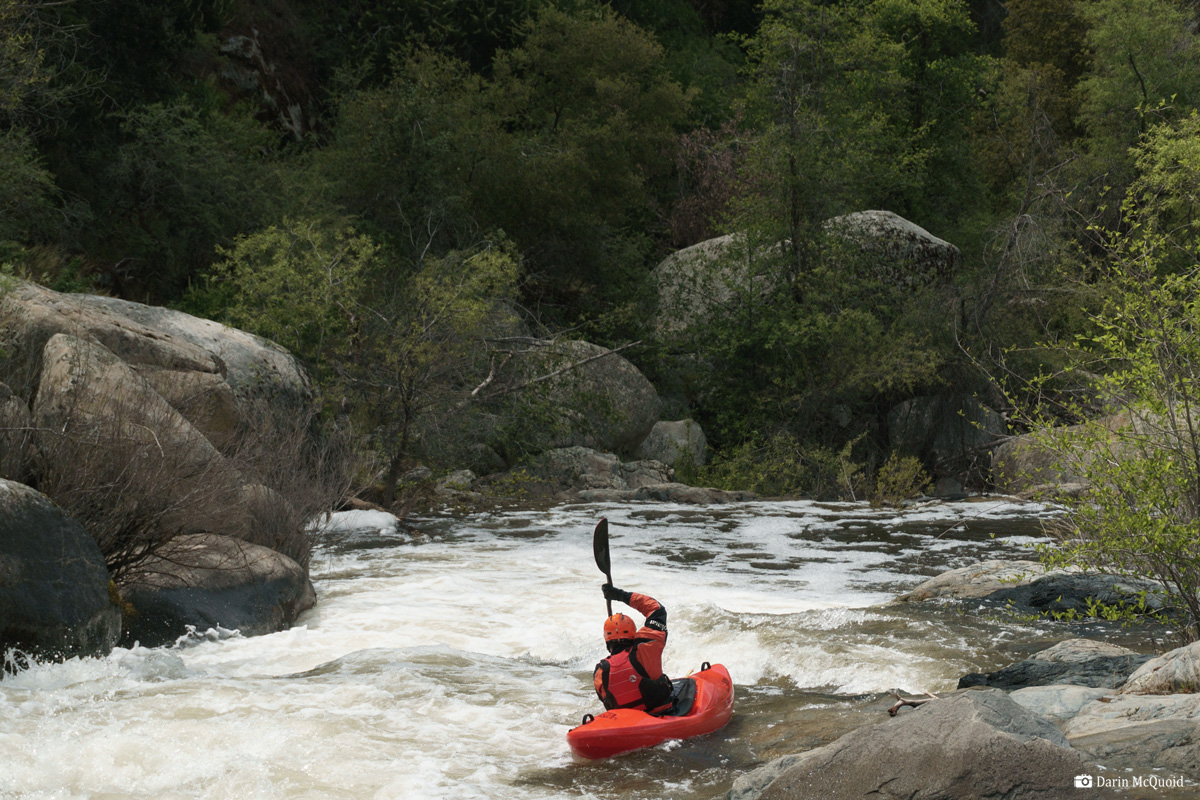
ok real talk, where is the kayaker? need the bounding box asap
[593,584,674,714]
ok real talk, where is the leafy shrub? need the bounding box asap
[871,452,932,507]
[701,430,866,499]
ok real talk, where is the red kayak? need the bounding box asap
[567,663,734,759]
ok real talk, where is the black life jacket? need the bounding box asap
[593,647,672,712]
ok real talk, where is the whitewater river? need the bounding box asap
[3,498,1137,800]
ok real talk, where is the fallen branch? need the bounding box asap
[887,690,940,716]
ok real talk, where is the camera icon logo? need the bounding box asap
[1074,775,1094,788]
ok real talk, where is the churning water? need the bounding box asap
[3,499,1083,800]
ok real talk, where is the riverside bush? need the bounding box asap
[871,452,932,507]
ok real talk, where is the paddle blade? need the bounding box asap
[593,518,611,576]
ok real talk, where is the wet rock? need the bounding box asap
[520,447,673,497]
[894,559,1049,602]
[577,482,755,505]
[959,638,1153,690]
[120,533,315,647]
[896,560,1164,618]
[728,689,1107,800]
[0,479,120,662]
[1119,640,1200,695]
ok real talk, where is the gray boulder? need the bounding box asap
[521,447,673,498]
[34,333,223,470]
[653,212,958,339]
[578,482,755,505]
[887,395,1004,483]
[823,210,960,288]
[895,559,1049,603]
[959,639,1153,690]
[0,479,120,662]
[1119,640,1200,695]
[634,419,708,467]
[120,533,315,647]
[990,409,1161,497]
[1062,692,1200,779]
[0,281,311,440]
[651,233,776,336]
[519,340,662,456]
[896,560,1164,618]
[730,689,1105,800]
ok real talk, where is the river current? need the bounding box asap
[3,498,1105,800]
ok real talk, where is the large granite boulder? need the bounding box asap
[823,210,961,289]
[521,447,673,497]
[991,409,1162,497]
[34,333,223,470]
[120,533,315,647]
[1009,685,1113,725]
[651,233,777,336]
[0,281,310,445]
[729,689,1105,800]
[653,212,958,339]
[0,479,120,662]
[896,560,1163,617]
[895,560,1051,602]
[519,340,662,456]
[634,419,708,467]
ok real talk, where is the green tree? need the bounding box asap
[211,218,524,505]
[77,100,278,299]
[736,0,987,275]
[316,48,493,263]
[479,4,691,313]
[211,216,376,386]
[0,128,57,242]
[1076,0,1200,185]
[1026,230,1200,641]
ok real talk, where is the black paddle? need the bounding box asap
[593,517,613,615]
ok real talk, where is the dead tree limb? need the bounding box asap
[887,690,940,716]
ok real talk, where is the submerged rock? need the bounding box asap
[0,480,120,662]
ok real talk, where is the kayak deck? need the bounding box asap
[567,663,734,759]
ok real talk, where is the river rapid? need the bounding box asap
[4,498,1138,800]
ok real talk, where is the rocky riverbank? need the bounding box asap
[727,561,1200,800]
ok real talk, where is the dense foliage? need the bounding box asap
[4,0,1200,522]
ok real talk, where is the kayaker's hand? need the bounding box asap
[602,583,631,604]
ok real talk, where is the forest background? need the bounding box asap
[4,0,1199,504]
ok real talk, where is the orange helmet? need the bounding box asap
[603,613,637,643]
